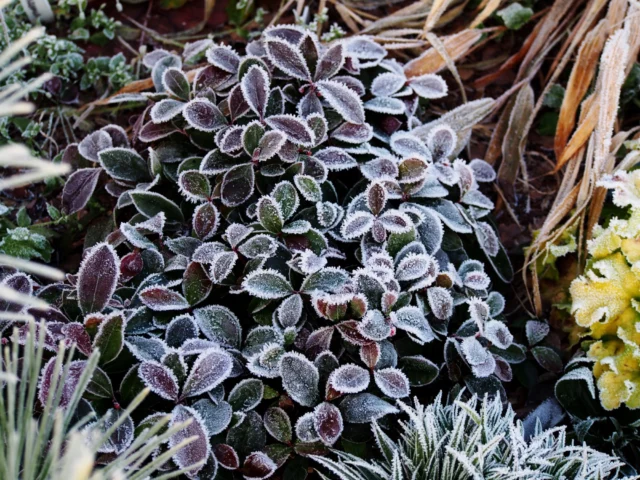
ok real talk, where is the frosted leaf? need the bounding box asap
[463,190,494,210]
[371,72,406,98]
[331,122,373,144]
[265,37,311,81]
[339,393,399,424]
[427,286,453,320]
[361,158,399,181]
[298,249,327,274]
[360,342,381,369]
[126,336,167,362]
[219,126,245,153]
[150,99,184,123]
[390,131,430,158]
[316,202,341,228]
[469,159,496,182]
[192,399,233,436]
[408,74,447,99]
[364,97,405,114]
[366,182,387,216]
[257,196,284,233]
[178,170,211,203]
[526,320,549,346]
[291,175,321,203]
[239,235,277,259]
[151,54,182,92]
[78,130,112,162]
[427,124,456,160]
[206,45,240,73]
[475,222,500,257]
[183,38,213,61]
[162,67,190,100]
[468,297,490,328]
[396,253,435,282]
[181,348,233,399]
[210,251,237,283]
[460,337,490,367]
[265,114,315,147]
[241,65,270,119]
[139,361,179,401]
[139,285,190,311]
[484,320,513,349]
[277,294,303,328]
[341,212,375,239]
[184,98,227,132]
[329,364,370,394]
[228,378,264,412]
[314,147,358,171]
[298,90,324,118]
[192,242,226,263]
[181,339,219,356]
[242,269,293,299]
[391,306,434,344]
[225,223,254,248]
[301,267,349,293]
[345,37,386,63]
[282,220,312,235]
[193,202,220,241]
[258,131,287,161]
[263,407,292,444]
[315,42,345,81]
[307,114,328,146]
[166,314,199,348]
[305,326,334,358]
[295,412,320,442]
[378,210,413,234]
[317,80,365,125]
[242,452,277,480]
[313,402,343,446]
[373,368,410,399]
[463,270,491,290]
[280,352,319,407]
[213,443,239,470]
[494,356,513,382]
[358,310,391,341]
[170,405,210,476]
[486,291,505,317]
[38,359,85,408]
[96,409,134,455]
[77,243,120,315]
[194,305,242,348]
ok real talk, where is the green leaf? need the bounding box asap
[398,356,439,386]
[99,148,150,183]
[497,2,533,30]
[228,378,264,412]
[543,84,565,109]
[243,121,265,155]
[0,227,53,262]
[130,191,184,223]
[16,206,31,227]
[93,314,124,365]
[183,262,213,305]
[85,366,114,399]
[257,196,283,233]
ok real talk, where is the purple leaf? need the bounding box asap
[139,121,179,142]
[139,285,190,311]
[241,65,270,120]
[62,168,101,214]
[331,122,373,144]
[170,405,210,475]
[181,348,233,399]
[229,85,250,122]
[206,45,240,73]
[314,147,357,171]
[78,130,112,162]
[77,243,120,314]
[38,359,85,408]
[214,444,240,470]
[305,326,334,358]
[221,164,255,207]
[427,124,456,160]
[315,43,345,81]
[366,182,387,216]
[265,114,315,147]
[313,402,343,446]
[241,452,277,480]
[316,80,365,125]
[193,202,220,240]
[61,323,92,356]
[373,368,410,398]
[183,98,227,132]
[139,361,180,401]
[265,38,311,81]
[340,212,374,239]
[219,125,245,153]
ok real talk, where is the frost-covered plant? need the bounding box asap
[13,25,522,477]
[0,321,197,479]
[569,169,640,411]
[312,393,632,480]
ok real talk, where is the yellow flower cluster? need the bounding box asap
[570,170,640,410]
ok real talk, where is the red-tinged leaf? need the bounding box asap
[265,115,315,147]
[229,85,250,122]
[265,38,311,81]
[139,361,180,401]
[373,368,410,398]
[77,243,120,315]
[313,402,343,446]
[38,359,86,408]
[241,65,270,120]
[367,182,387,216]
[139,121,179,142]
[183,262,212,306]
[360,342,380,369]
[241,452,277,480]
[305,326,334,359]
[139,286,190,311]
[181,349,233,399]
[62,168,101,214]
[170,405,210,475]
[120,251,143,282]
[62,323,92,356]
[213,444,239,470]
[194,64,233,91]
[336,320,373,346]
[193,202,220,240]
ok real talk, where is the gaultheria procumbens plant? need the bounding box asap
[312,393,633,480]
[14,25,521,477]
[0,321,198,479]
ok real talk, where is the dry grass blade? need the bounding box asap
[360,0,432,34]
[422,0,455,35]
[554,22,606,160]
[554,95,598,171]
[404,29,482,77]
[498,84,534,200]
[424,32,467,103]
[471,0,504,28]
